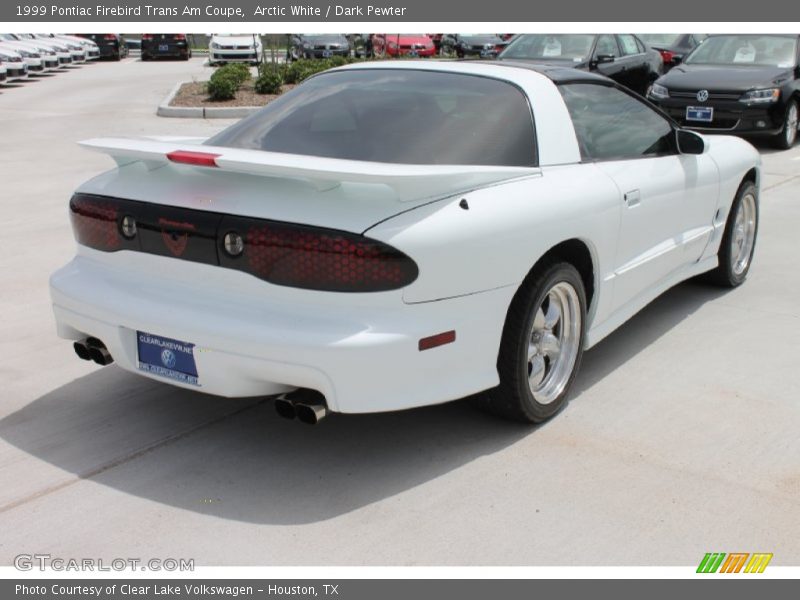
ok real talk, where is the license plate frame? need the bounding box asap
[137,331,199,386]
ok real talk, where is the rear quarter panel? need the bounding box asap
[366,163,622,328]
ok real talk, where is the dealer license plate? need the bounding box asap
[137,331,199,385]
[686,106,714,122]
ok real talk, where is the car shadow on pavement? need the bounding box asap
[0,280,730,525]
[572,279,728,396]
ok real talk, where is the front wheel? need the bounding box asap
[773,99,798,150]
[478,262,587,423]
[706,181,758,287]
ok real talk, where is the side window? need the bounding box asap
[559,84,675,161]
[594,34,619,58]
[618,34,641,56]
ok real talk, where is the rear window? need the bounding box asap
[207,69,537,166]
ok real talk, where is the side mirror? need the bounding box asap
[672,55,683,65]
[596,53,616,64]
[676,129,706,155]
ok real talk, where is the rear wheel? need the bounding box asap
[773,99,798,150]
[478,261,587,423]
[706,181,758,287]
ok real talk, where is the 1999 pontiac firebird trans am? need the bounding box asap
[50,61,760,424]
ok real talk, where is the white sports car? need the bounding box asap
[50,61,760,424]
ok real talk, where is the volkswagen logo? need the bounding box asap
[161,349,177,369]
[696,89,709,102]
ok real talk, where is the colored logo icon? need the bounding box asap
[697,552,773,573]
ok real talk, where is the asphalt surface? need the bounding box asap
[0,57,798,567]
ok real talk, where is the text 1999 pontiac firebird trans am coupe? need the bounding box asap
[50,61,761,424]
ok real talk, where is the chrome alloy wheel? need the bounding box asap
[526,281,582,405]
[786,102,799,148]
[730,192,757,276]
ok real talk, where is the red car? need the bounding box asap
[371,34,436,58]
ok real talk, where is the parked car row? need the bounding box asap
[0,34,100,83]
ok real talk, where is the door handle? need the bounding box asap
[624,189,641,207]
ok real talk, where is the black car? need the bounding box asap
[638,34,707,71]
[287,34,351,60]
[648,34,800,149]
[441,34,507,58]
[75,34,128,61]
[498,33,663,96]
[141,34,191,61]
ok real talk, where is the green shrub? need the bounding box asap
[206,73,238,101]
[254,71,282,95]
[213,63,251,87]
[206,63,253,101]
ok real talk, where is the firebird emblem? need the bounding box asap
[161,230,189,256]
[158,218,195,257]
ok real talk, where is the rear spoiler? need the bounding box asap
[79,137,541,202]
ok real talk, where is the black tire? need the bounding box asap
[706,180,759,287]
[773,99,798,150]
[477,261,587,423]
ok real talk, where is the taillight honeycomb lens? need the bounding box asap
[228,220,418,292]
[69,195,121,251]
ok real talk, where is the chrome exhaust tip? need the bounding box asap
[295,402,328,425]
[73,340,91,361]
[275,389,329,424]
[74,337,113,365]
[274,397,297,420]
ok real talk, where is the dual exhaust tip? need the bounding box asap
[274,389,328,425]
[73,337,114,366]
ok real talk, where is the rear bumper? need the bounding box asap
[50,251,511,414]
[143,44,189,58]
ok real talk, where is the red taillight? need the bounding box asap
[103,34,116,40]
[70,195,121,251]
[141,34,153,41]
[659,49,675,64]
[166,150,220,167]
[419,331,456,351]
[174,34,186,40]
[220,218,418,292]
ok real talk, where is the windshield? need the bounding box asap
[637,34,683,47]
[686,35,798,67]
[207,69,535,167]
[500,34,595,61]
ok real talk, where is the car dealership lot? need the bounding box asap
[0,58,799,566]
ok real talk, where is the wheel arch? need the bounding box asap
[519,238,597,315]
